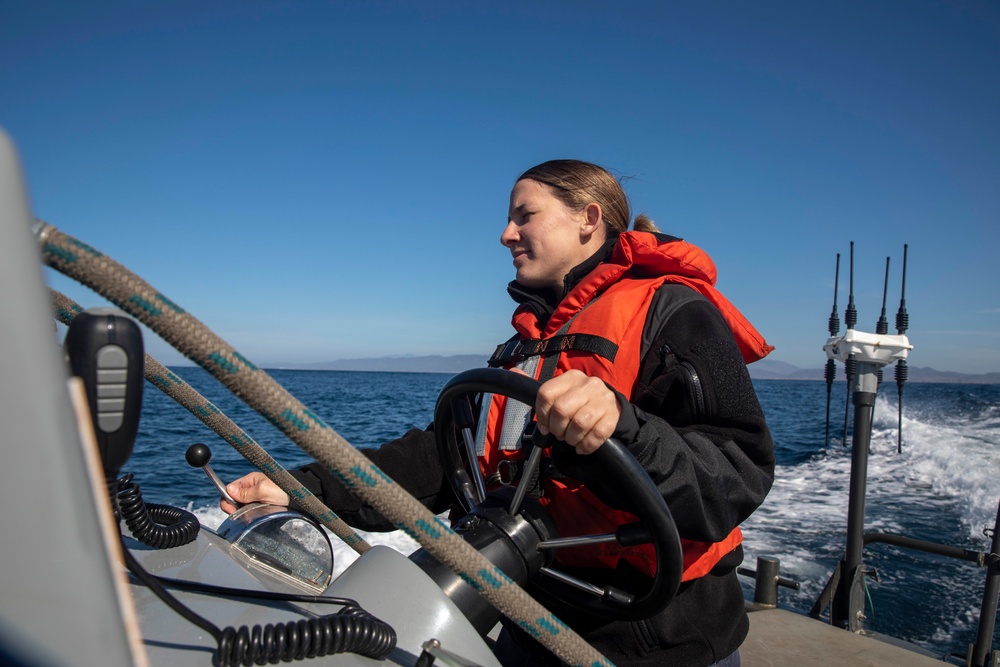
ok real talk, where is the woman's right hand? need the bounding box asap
[221,472,290,514]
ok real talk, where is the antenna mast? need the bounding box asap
[823,242,913,632]
[841,242,857,446]
[824,254,840,448]
[894,244,909,453]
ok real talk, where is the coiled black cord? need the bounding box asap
[116,473,200,549]
[123,546,397,665]
[217,606,397,665]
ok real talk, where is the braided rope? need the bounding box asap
[39,223,613,667]
[50,288,371,554]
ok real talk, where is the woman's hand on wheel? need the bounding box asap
[221,472,290,513]
[534,369,621,455]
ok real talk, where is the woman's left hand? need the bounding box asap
[534,369,621,455]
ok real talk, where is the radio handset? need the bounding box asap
[64,308,145,501]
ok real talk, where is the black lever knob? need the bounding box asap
[185,442,212,468]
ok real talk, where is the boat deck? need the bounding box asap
[742,607,953,666]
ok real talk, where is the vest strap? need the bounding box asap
[488,333,618,368]
[484,453,570,502]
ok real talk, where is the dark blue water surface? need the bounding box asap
[129,368,1000,659]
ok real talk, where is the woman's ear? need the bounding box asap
[580,202,604,240]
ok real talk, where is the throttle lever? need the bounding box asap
[186,443,241,508]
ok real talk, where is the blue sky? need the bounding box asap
[2,1,997,374]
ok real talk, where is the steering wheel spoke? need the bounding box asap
[507,438,544,516]
[538,567,636,607]
[537,533,620,550]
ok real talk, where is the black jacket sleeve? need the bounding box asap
[288,426,452,532]
[614,284,775,543]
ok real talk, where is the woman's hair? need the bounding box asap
[516,159,659,237]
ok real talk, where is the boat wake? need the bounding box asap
[742,385,1000,654]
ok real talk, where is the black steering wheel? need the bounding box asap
[433,368,683,621]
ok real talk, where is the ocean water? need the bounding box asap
[127,368,1000,659]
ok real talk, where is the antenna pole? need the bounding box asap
[876,257,890,335]
[825,254,841,448]
[894,244,909,453]
[842,242,857,446]
[822,242,913,633]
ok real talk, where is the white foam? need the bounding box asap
[873,394,1000,535]
[741,389,1000,644]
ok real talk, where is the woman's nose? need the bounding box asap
[500,220,517,246]
[500,220,518,246]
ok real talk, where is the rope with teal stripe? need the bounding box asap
[39,222,614,667]
[50,288,371,555]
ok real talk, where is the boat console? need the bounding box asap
[62,308,505,667]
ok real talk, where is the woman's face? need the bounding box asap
[502,179,602,291]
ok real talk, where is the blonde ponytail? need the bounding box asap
[632,213,660,233]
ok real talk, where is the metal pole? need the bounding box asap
[832,362,879,631]
[968,498,1000,667]
[846,365,878,568]
[754,558,781,607]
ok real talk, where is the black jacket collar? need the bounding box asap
[506,236,619,326]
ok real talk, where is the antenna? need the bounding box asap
[829,253,842,337]
[842,242,856,446]
[845,242,857,330]
[824,254,840,448]
[894,244,909,453]
[876,257,890,335]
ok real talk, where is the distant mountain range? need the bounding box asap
[289,354,489,374]
[745,358,1000,384]
[280,355,1000,384]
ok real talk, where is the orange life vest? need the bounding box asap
[477,232,772,581]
